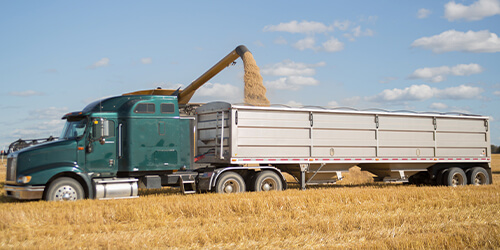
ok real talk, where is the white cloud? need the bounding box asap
[194,82,242,103]
[274,37,288,45]
[29,107,69,120]
[292,37,345,52]
[445,0,500,21]
[429,102,448,110]
[344,26,374,41]
[438,85,484,99]
[366,84,483,102]
[321,37,344,52]
[261,60,325,76]
[411,30,500,53]
[409,63,484,82]
[262,60,324,91]
[333,20,351,31]
[11,128,46,140]
[265,76,319,90]
[285,101,303,107]
[341,96,362,107]
[10,118,66,140]
[379,77,398,84]
[36,119,66,131]
[367,84,435,102]
[293,37,317,51]
[87,57,110,69]
[140,57,152,64]
[327,100,339,107]
[494,90,500,96]
[263,20,333,34]
[254,40,265,47]
[9,90,45,97]
[265,19,375,52]
[352,26,374,37]
[417,8,432,19]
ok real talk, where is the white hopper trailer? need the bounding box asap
[194,102,491,192]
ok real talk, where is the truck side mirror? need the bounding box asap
[92,118,110,139]
[102,119,110,138]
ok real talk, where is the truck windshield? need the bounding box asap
[60,118,88,140]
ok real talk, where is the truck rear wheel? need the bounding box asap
[46,177,85,201]
[215,172,246,194]
[467,167,489,185]
[443,167,466,187]
[253,171,283,192]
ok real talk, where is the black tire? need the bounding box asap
[443,167,467,187]
[215,172,246,194]
[46,177,85,201]
[436,169,446,185]
[467,167,490,186]
[253,171,283,192]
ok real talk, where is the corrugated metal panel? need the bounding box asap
[378,116,434,131]
[195,102,490,164]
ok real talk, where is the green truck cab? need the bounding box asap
[5,95,195,200]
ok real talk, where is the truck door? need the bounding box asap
[85,118,117,175]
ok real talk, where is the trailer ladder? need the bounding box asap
[215,111,226,159]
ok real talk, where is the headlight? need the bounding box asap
[17,176,32,184]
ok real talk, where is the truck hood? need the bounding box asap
[15,139,79,175]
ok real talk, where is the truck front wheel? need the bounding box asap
[45,177,85,201]
[253,171,283,192]
[215,172,246,194]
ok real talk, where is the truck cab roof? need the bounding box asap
[62,95,180,119]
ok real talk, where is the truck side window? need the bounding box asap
[161,103,175,114]
[134,103,155,113]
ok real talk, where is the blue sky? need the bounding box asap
[1,0,499,149]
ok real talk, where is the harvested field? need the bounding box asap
[0,155,499,249]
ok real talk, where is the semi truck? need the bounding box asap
[4,47,492,201]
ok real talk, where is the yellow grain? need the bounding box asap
[241,51,270,106]
[0,156,499,249]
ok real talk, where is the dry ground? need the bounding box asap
[0,155,499,249]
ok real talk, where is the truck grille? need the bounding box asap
[6,157,16,182]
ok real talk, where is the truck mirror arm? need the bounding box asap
[86,135,93,153]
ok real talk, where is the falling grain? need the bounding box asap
[241,51,270,106]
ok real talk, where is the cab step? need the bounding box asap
[179,177,196,194]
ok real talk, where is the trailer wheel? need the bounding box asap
[215,172,246,194]
[436,169,446,185]
[253,171,283,192]
[467,167,489,186]
[46,177,84,201]
[443,167,466,187]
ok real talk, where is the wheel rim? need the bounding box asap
[222,180,240,193]
[451,173,464,187]
[54,185,78,201]
[473,172,487,185]
[259,177,277,191]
